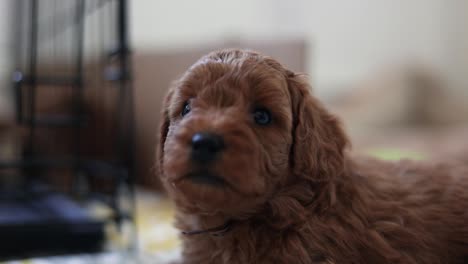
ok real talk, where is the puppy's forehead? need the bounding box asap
[179,54,289,100]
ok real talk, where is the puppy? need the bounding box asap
[157,49,468,264]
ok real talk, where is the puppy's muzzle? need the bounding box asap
[191,132,225,163]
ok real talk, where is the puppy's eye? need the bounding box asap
[181,101,191,117]
[253,107,272,125]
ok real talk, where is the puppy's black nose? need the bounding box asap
[191,132,225,163]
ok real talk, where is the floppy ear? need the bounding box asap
[156,88,174,178]
[287,73,348,182]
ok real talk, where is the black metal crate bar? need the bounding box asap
[0,0,135,260]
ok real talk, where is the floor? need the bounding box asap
[1,189,181,264]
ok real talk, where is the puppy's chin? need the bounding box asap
[163,169,266,214]
[184,171,226,187]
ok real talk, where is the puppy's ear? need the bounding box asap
[287,73,348,182]
[156,87,174,177]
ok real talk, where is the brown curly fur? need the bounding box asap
[157,49,468,263]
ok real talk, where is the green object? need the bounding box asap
[367,148,425,161]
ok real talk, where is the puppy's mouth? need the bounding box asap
[185,171,226,186]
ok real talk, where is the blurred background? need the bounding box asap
[130,0,468,161]
[0,0,467,263]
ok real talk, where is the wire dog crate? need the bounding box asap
[0,0,135,260]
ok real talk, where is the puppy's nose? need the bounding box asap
[191,132,225,163]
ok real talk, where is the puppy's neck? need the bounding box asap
[177,183,338,237]
[176,161,360,236]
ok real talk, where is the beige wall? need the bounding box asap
[0,1,466,102]
[130,0,468,98]
[0,0,14,121]
[440,1,468,93]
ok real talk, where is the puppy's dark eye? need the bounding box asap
[253,108,272,125]
[181,101,191,117]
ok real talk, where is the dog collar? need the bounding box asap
[181,220,233,237]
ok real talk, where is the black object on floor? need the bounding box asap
[0,190,105,260]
